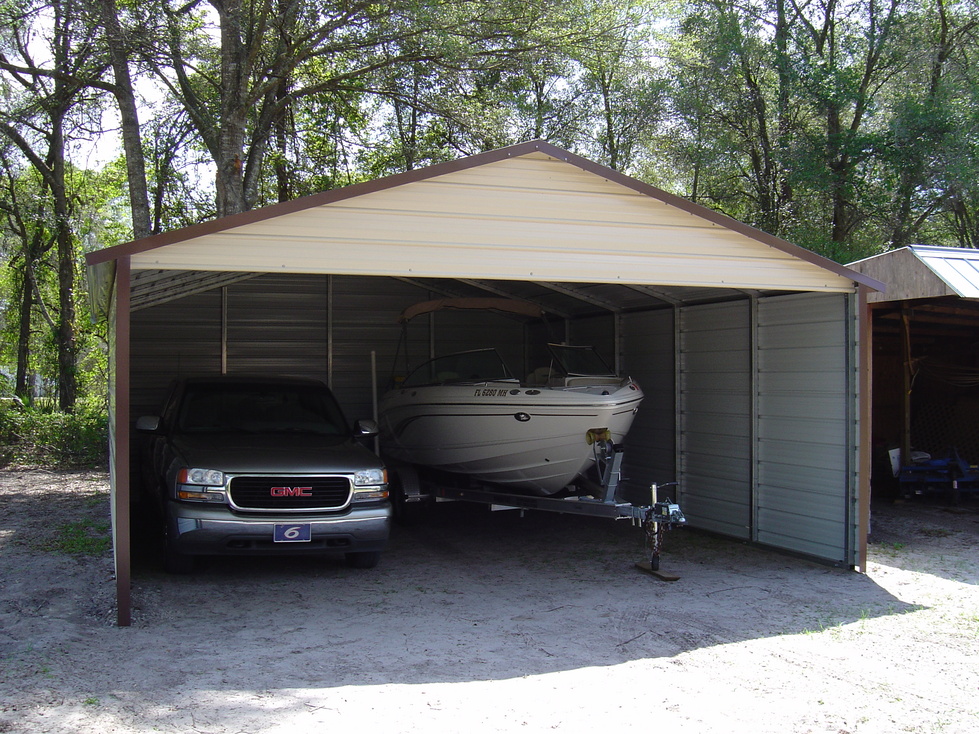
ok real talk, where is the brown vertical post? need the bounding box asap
[857,286,872,572]
[113,257,132,626]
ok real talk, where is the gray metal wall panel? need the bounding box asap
[755,293,853,563]
[618,310,676,503]
[130,274,430,424]
[328,276,429,419]
[678,302,752,538]
[226,274,329,377]
[568,314,616,366]
[401,309,528,378]
[130,290,223,418]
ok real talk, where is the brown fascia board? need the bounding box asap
[84,140,885,293]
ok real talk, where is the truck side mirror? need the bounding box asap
[136,415,162,433]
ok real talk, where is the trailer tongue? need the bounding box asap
[388,441,686,578]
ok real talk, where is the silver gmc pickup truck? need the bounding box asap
[137,375,390,573]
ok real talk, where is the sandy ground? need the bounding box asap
[0,469,977,734]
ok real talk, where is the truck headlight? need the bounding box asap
[178,467,226,486]
[352,468,389,502]
[175,467,227,503]
[353,468,387,487]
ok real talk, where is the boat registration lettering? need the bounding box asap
[475,388,510,397]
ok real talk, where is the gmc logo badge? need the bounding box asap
[271,486,313,497]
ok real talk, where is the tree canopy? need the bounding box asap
[1,0,978,408]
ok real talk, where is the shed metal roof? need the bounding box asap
[87,141,881,314]
[848,245,979,303]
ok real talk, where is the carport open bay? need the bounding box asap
[1,469,977,733]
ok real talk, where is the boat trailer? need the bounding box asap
[388,442,686,578]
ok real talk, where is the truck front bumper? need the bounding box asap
[166,501,391,556]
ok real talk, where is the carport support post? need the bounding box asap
[112,257,133,626]
[858,285,872,572]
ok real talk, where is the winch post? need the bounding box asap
[637,482,684,581]
[596,440,623,503]
[648,482,662,570]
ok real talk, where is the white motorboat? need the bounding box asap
[378,332,644,495]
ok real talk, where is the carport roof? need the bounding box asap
[86,140,881,314]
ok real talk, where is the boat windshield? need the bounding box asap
[547,344,615,376]
[401,349,515,387]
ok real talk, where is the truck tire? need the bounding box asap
[163,526,196,574]
[389,464,427,526]
[345,551,381,569]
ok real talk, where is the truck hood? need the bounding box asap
[170,432,384,475]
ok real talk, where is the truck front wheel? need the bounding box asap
[345,551,381,569]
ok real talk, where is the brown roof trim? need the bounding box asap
[84,140,884,292]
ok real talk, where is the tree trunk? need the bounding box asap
[15,263,34,402]
[214,0,250,216]
[100,0,152,239]
[49,109,77,412]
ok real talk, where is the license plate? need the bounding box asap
[274,523,311,543]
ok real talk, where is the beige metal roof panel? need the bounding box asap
[180,210,799,263]
[93,141,877,297]
[131,243,853,292]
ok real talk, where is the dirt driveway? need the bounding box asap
[1,469,977,733]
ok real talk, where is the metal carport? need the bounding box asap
[86,141,882,625]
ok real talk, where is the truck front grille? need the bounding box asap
[228,476,351,511]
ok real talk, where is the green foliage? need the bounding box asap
[4,0,979,448]
[0,398,108,469]
[41,519,111,556]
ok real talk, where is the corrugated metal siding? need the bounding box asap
[223,274,428,420]
[400,308,529,379]
[130,290,223,418]
[328,276,430,420]
[913,245,979,298]
[226,275,329,377]
[620,310,676,503]
[129,275,429,422]
[678,302,752,538]
[567,314,617,367]
[755,293,854,563]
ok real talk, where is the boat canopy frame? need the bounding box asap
[397,297,545,323]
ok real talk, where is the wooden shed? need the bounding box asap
[848,246,979,496]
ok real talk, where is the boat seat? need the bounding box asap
[525,367,555,386]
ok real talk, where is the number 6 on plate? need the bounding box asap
[273,523,311,542]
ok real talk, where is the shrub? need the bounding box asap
[0,399,109,469]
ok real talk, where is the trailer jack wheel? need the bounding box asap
[636,485,684,582]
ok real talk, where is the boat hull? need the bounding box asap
[378,379,643,494]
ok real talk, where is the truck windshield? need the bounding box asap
[177,384,349,435]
